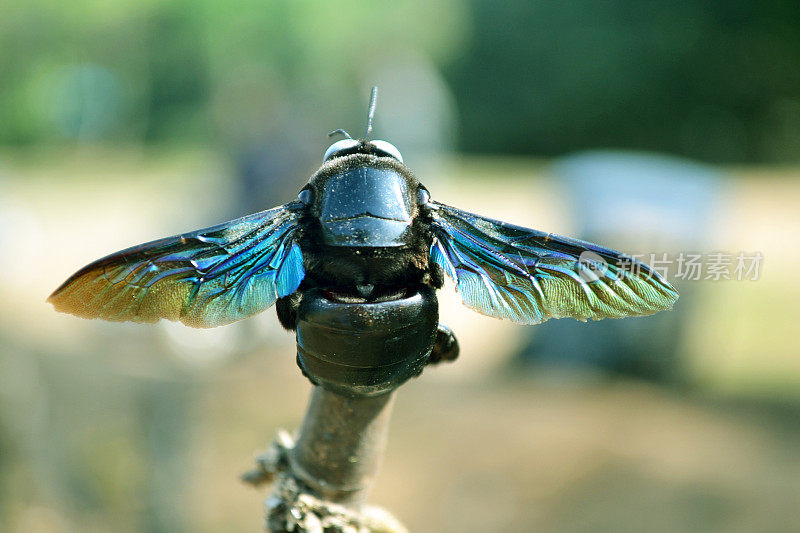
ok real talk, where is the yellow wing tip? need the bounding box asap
[46,290,69,312]
[47,291,96,319]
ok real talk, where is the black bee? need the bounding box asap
[49,88,678,363]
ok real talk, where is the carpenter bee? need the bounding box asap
[49,88,678,363]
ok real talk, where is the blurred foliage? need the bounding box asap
[446,0,800,162]
[0,0,466,146]
[3,1,800,163]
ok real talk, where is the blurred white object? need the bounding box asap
[519,150,723,380]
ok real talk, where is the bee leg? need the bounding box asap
[276,292,303,331]
[428,324,459,365]
[428,262,445,289]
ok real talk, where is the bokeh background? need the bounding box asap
[2,1,799,531]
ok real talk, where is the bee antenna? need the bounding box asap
[364,86,378,139]
[328,129,352,139]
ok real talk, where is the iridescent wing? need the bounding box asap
[48,204,305,328]
[428,202,678,324]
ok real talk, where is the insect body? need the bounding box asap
[49,90,678,361]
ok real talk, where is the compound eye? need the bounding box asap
[417,186,431,205]
[369,140,403,163]
[298,188,314,205]
[323,139,360,163]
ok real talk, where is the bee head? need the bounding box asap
[322,138,403,164]
[321,86,404,165]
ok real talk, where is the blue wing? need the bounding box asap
[48,203,305,328]
[429,202,678,324]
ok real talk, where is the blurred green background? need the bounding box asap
[1,1,799,532]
